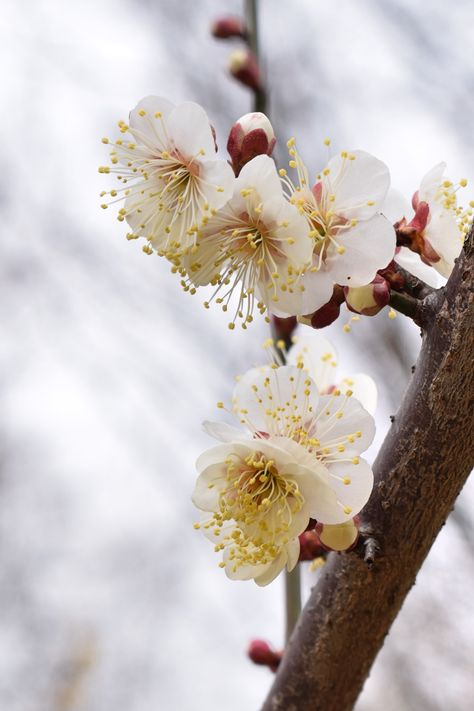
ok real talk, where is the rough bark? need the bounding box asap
[262,227,474,711]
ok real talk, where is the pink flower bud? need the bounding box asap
[211,16,245,39]
[248,640,282,672]
[298,285,345,329]
[344,275,390,316]
[316,517,360,552]
[228,49,262,92]
[227,111,276,174]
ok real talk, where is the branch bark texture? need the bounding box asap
[262,227,474,711]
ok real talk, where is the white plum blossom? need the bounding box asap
[182,155,314,329]
[413,163,469,277]
[193,363,375,584]
[384,167,471,279]
[279,142,396,315]
[99,96,234,258]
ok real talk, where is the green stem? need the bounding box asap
[285,566,302,643]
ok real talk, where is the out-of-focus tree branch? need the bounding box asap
[262,224,474,711]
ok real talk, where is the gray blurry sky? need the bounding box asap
[0,1,473,709]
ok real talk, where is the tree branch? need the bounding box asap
[262,225,474,711]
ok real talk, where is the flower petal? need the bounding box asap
[202,420,249,443]
[313,394,375,454]
[168,101,216,159]
[129,95,175,148]
[394,247,444,287]
[325,213,396,286]
[338,373,377,416]
[325,150,390,221]
[198,159,235,211]
[287,332,339,392]
[325,457,374,519]
[232,365,320,436]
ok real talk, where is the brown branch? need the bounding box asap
[262,225,474,711]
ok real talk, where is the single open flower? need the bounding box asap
[386,167,471,278]
[99,96,234,258]
[181,155,314,329]
[280,143,396,314]
[193,363,375,584]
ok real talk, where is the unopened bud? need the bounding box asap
[211,15,245,39]
[316,517,360,552]
[298,529,325,561]
[299,285,345,329]
[228,49,262,92]
[344,274,390,316]
[227,111,275,174]
[248,639,282,672]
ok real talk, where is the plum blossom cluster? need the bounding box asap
[100,96,471,331]
[100,97,399,329]
[192,335,376,585]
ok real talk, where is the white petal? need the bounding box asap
[394,247,444,287]
[382,188,412,224]
[202,421,249,443]
[195,442,236,474]
[287,332,339,392]
[168,101,216,159]
[313,395,375,454]
[286,537,301,572]
[236,154,283,203]
[325,214,396,287]
[198,159,235,211]
[325,150,390,221]
[192,462,227,511]
[338,374,377,416]
[129,95,175,148]
[270,263,334,317]
[425,209,463,277]
[325,457,374,519]
[232,365,320,436]
[419,162,447,203]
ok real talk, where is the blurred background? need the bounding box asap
[1,1,473,709]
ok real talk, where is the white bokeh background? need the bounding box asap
[0,1,473,709]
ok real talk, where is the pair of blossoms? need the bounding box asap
[100,96,470,329]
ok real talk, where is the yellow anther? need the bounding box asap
[324,138,331,146]
[279,168,287,177]
[343,477,351,485]
[388,309,397,319]
[287,137,296,148]
[352,457,360,465]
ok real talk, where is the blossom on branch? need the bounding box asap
[99,96,234,258]
[388,165,471,278]
[192,362,375,584]
[181,155,314,330]
[279,142,396,316]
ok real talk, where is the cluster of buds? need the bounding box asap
[211,14,263,93]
